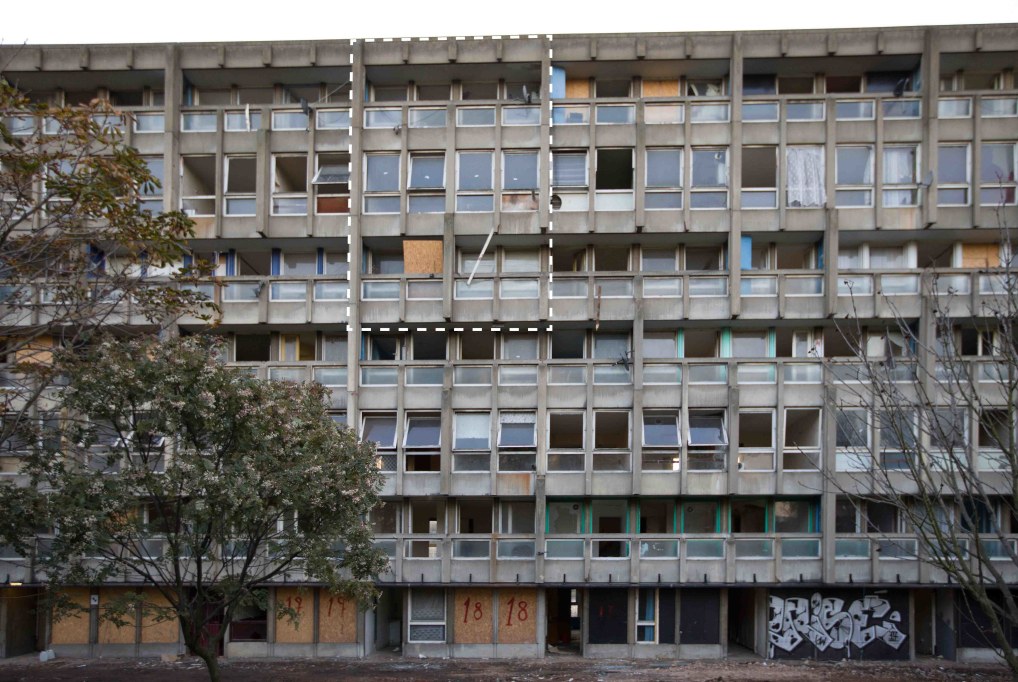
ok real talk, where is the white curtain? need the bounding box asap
[883,147,916,184]
[786,147,826,207]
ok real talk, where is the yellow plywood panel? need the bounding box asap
[275,587,314,644]
[961,243,1000,268]
[318,591,357,643]
[99,588,136,645]
[140,588,178,644]
[565,79,590,99]
[642,80,679,97]
[15,336,54,366]
[497,588,537,644]
[403,240,444,275]
[453,588,493,644]
[51,588,91,645]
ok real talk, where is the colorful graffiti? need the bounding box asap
[768,592,907,658]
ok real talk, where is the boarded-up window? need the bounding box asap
[961,243,1000,268]
[642,80,680,97]
[565,79,590,98]
[403,240,443,274]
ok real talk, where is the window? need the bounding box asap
[502,151,539,211]
[498,412,536,448]
[454,412,490,450]
[547,501,583,534]
[643,413,679,447]
[786,146,826,208]
[879,410,917,469]
[553,151,588,188]
[457,151,493,212]
[138,157,165,213]
[774,500,815,533]
[636,589,658,643]
[741,147,776,208]
[409,154,445,190]
[225,109,261,132]
[690,148,728,208]
[938,144,970,206]
[883,146,918,206]
[594,411,629,448]
[271,110,308,131]
[784,408,821,470]
[364,154,400,214]
[643,331,678,358]
[224,156,256,216]
[316,109,351,129]
[362,415,397,449]
[687,410,727,471]
[313,154,350,214]
[682,501,720,533]
[180,156,215,217]
[502,249,540,273]
[645,149,682,210]
[980,143,1016,206]
[456,107,495,126]
[502,334,538,360]
[458,500,492,534]
[593,333,628,360]
[731,331,768,358]
[594,148,634,211]
[409,589,445,642]
[738,410,774,471]
[499,501,535,533]
[835,146,874,207]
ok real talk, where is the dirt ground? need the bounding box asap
[0,655,1009,682]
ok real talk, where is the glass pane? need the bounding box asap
[409,108,446,128]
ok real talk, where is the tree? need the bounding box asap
[0,335,386,682]
[0,77,212,452]
[828,220,1018,671]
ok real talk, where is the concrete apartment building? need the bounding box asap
[1,22,1017,663]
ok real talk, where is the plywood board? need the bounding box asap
[15,336,54,365]
[318,590,357,643]
[453,588,493,644]
[99,587,136,645]
[961,243,999,268]
[565,79,590,99]
[497,588,537,644]
[403,240,444,274]
[51,588,91,645]
[140,588,178,644]
[275,587,314,644]
[642,80,679,97]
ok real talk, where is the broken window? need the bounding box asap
[687,79,725,97]
[684,246,724,271]
[457,151,494,212]
[979,143,1016,206]
[741,146,777,208]
[364,154,400,214]
[502,151,539,211]
[879,410,917,470]
[313,153,351,214]
[593,246,629,271]
[459,331,495,360]
[690,148,728,208]
[224,156,256,216]
[594,411,629,449]
[784,408,821,470]
[551,329,586,359]
[547,501,583,534]
[367,333,402,360]
[272,155,308,215]
[458,500,493,534]
[730,500,767,533]
[743,74,776,95]
[738,410,774,471]
[645,148,682,210]
[774,500,814,532]
[937,144,970,206]
[835,146,874,207]
[370,501,399,534]
[595,148,634,211]
[180,155,215,217]
[883,146,919,206]
[683,329,719,358]
[234,335,270,362]
[779,76,814,94]
[548,412,584,450]
[639,500,676,533]
[407,331,444,360]
[979,409,1010,452]
[864,501,899,533]
[835,497,859,533]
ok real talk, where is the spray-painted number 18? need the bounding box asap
[505,597,528,626]
[462,598,483,623]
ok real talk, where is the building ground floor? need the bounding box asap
[0,584,1013,663]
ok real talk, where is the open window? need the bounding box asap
[642,412,680,471]
[313,153,350,214]
[412,331,446,360]
[404,415,441,472]
[639,500,675,533]
[272,155,308,215]
[737,410,774,471]
[548,412,584,472]
[458,500,493,534]
[783,408,821,470]
[730,500,767,533]
[687,410,727,471]
[180,155,215,217]
[594,411,630,471]
[459,331,495,360]
[741,146,776,208]
[225,156,256,216]
[594,148,634,211]
[362,414,397,472]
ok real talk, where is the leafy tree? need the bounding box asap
[0,335,385,682]
[829,222,1018,671]
[0,77,212,453]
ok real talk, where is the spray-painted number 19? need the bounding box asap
[505,597,528,626]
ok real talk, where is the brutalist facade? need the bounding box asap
[1,23,1018,662]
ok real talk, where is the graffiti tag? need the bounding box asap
[768,593,906,657]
